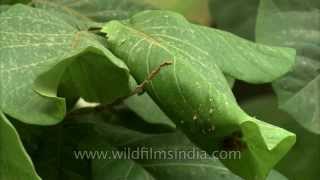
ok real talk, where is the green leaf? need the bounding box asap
[125,75,233,128]
[14,107,287,180]
[18,108,242,180]
[241,94,320,180]
[208,0,259,40]
[19,122,92,179]
[0,5,130,125]
[102,10,296,179]
[191,25,296,84]
[69,112,244,180]
[256,0,320,133]
[56,51,130,104]
[89,130,242,180]
[0,110,41,180]
[267,171,288,180]
[85,116,288,180]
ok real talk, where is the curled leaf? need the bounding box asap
[102,10,296,179]
[0,5,130,125]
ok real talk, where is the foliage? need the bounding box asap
[208,0,259,40]
[0,111,40,180]
[0,0,316,180]
[102,10,295,179]
[241,95,320,180]
[256,0,320,134]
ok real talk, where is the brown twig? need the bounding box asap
[130,60,173,96]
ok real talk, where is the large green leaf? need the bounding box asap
[18,108,286,180]
[86,118,287,180]
[102,10,296,179]
[16,108,242,180]
[125,74,234,129]
[56,51,130,104]
[87,122,243,180]
[208,0,259,40]
[256,0,320,133]
[241,95,320,180]
[0,110,40,180]
[14,121,92,180]
[0,5,130,125]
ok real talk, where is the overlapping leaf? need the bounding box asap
[0,110,40,180]
[241,95,320,180]
[208,0,259,40]
[88,121,243,180]
[14,109,244,180]
[15,109,287,180]
[102,10,296,179]
[0,5,130,125]
[87,116,288,180]
[256,0,320,133]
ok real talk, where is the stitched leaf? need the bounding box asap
[102,10,296,180]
